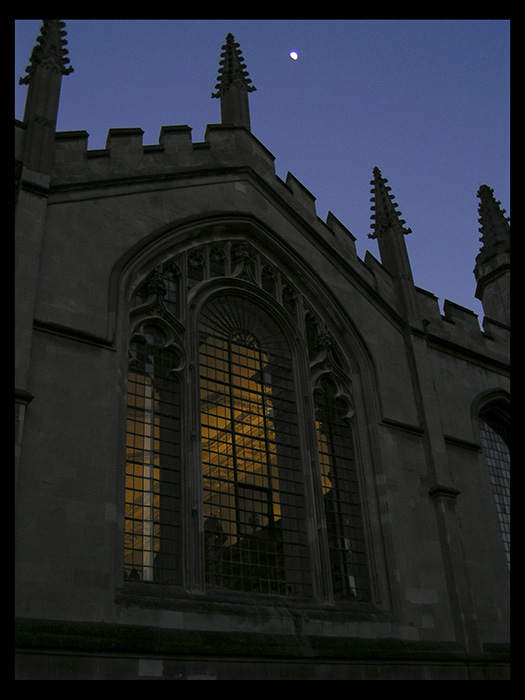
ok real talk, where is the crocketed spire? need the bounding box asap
[18,20,74,173]
[474,184,510,325]
[211,33,256,130]
[369,167,412,240]
[212,33,256,98]
[367,167,416,319]
[473,185,510,326]
[19,19,73,85]
[477,184,510,255]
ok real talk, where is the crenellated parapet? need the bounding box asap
[361,245,509,361]
[50,124,274,180]
[413,286,509,362]
[45,121,360,263]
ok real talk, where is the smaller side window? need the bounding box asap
[479,401,510,569]
[124,325,183,585]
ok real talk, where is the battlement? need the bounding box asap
[360,249,509,358]
[50,123,278,182]
[46,121,360,265]
[415,286,509,359]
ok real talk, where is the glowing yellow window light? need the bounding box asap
[200,333,281,548]
[124,371,161,581]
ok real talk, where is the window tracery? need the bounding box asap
[124,236,371,602]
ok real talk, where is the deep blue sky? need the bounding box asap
[15,19,510,320]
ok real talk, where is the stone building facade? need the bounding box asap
[15,21,510,680]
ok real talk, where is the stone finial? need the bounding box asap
[19,19,74,85]
[474,184,510,325]
[368,166,412,240]
[211,33,256,130]
[212,33,256,98]
[477,184,510,253]
[367,168,416,317]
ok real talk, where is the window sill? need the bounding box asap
[115,582,387,622]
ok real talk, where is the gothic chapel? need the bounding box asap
[15,21,510,680]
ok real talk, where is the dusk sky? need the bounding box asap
[15,19,510,320]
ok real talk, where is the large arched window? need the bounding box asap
[123,236,372,603]
[478,399,510,569]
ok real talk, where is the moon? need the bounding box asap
[289,51,298,61]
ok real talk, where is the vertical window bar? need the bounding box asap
[141,354,155,581]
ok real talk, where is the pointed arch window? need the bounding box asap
[123,238,372,603]
[479,400,510,569]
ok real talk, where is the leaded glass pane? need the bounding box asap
[479,417,510,569]
[199,295,312,596]
[124,334,182,584]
